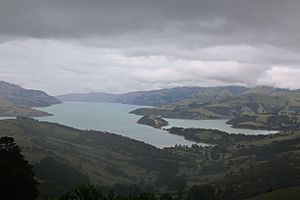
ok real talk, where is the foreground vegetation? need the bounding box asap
[0,117,182,196]
[0,117,299,199]
[0,136,38,199]
[247,187,300,200]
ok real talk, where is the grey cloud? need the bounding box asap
[1,39,300,94]
[1,0,300,48]
[0,1,300,94]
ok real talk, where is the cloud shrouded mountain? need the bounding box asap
[0,0,300,94]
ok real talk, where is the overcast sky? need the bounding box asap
[0,0,300,95]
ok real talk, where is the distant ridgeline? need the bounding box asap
[0,80,61,117]
[57,86,249,106]
[58,85,300,131]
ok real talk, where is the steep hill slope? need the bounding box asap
[1,118,299,198]
[131,90,300,130]
[0,81,61,117]
[0,118,182,188]
[0,81,61,107]
[203,93,300,117]
[247,187,300,200]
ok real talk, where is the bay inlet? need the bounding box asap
[37,102,278,148]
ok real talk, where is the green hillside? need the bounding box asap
[131,90,300,131]
[205,93,300,130]
[247,186,300,200]
[203,93,300,117]
[58,86,249,106]
[0,118,299,198]
[0,81,61,117]
[0,100,50,117]
[0,118,182,194]
[165,127,300,199]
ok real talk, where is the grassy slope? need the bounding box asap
[203,93,300,116]
[0,117,299,198]
[131,92,300,130]
[0,118,181,186]
[165,128,300,188]
[0,100,51,117]
[0,81,61,117]
[247,186,300,200]
[130,106,223,120]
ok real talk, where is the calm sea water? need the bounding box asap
[0,117,16,120]
[37,102,277,148]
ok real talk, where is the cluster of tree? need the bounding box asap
[219,155,300,200]
[1,135,300,200]
[0,136,218,200]
[167,127,266,145]
[234,137,300,161]
[45,184,157,200]
[4,117,185,190]
[228,114,300,131]
[35,156,90,196]
[45,184,221,200]
[0,136,39,200]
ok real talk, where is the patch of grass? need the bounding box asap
[247,187,300,200]
[0,118,182,187]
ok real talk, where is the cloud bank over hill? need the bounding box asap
[0,0,300,94]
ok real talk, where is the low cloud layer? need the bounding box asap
[0,0,299,94]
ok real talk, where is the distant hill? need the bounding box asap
[203,93,300,117]
[243,86,288,95]
[57,92,117,103]
[57,86,249,106]
[0,81,62,117]
[58,85,300,130]
[128,86,300,130]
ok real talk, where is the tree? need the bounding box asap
[0,136,39,200]
[35,156,90,195]
[0,136,19,152]
[159,194,173,200]
[61,184,102,200]
[46,184,159,200]
[186,185,219,200]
